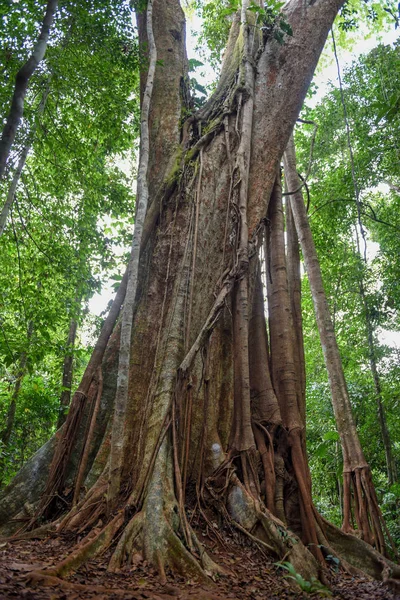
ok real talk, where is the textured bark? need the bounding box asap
[57,317,78,429]
[229,1,256,455]
[285,196,306,423]
[5,0,396,588]
[0,0,58,180]
[108,0,157,504]
[266,175,323,562]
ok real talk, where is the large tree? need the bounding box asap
[1,0,399,587]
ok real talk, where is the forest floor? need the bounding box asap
[0,521,398,600]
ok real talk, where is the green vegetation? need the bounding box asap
[0,0,139,481]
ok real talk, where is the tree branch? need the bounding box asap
[0,0,58,180]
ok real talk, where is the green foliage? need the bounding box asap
[275,562,332,596]
[337,0,399,32]
[296,40,400,547]
[0,0,138,484]
[192,0,239,71]
[247,1,292,45]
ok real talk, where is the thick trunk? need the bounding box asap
[5,0,397,588]
[108,0,157,504]
[284,134,389,554]
[57,317,78,429]
[0,0,58,180]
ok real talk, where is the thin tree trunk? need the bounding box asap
[1,360,27,449]
[285,195,306,423]
[0,0,58,180]
[0,77,51,237]
[284,133,387,553]
[57,317,78,429]
[1,322,33,449]
[360,282,397,485]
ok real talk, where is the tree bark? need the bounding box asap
[57,317,78,429]
[5,0,398,586]
[107,0,157,505]
[0,0,58,180]
[284,133,388,554]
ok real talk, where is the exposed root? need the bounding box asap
[108,444,223,582]
[57,478,107,533]
[218,474,320,581]
[323,516,400,582]
[109,508,215,582]
[31,512,124,579]
[26,572,144,597]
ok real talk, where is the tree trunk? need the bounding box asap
[359,278,397,486]
[0,0,58,180]
[283,133,390,555]
[0,75,52,237]
[57,317,78,429]
[1,322,33,450]
[2,0,399,587]
[369,347,397,486]
[1,359,27,451]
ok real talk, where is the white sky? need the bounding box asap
[88,13,399,348]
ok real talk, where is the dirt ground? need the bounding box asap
[0,524,398,600]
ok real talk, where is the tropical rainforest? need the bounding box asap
[0,0,399,598]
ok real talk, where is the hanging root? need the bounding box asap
[342,465,397,557]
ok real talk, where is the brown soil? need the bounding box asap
[0,520,398,600]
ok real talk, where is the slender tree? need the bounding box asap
[284,133,393,555]
[0,0,58,180]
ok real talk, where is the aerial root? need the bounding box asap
[57,480,107,533]
[342,465,398,557]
